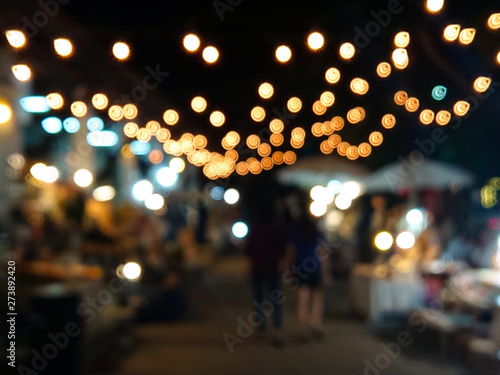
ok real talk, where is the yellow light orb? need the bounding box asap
[394,31,410,48]
[320,91,335,107]
[0,103,12,124]
[54,38,73,57]
[312,101,327,116]
[202,46,219,63]
[453,101,470,117]
[488,14,500,30]
[394,91,408,105]
[71,101,87,117]
[46,93,64,110]
[339,43,355,59]
[435,110,451,126]
[426,0,444,13]
[183,34,200,52]
[92,94,108,110]
[163,109,179,125]
[146,121,161,135]
[443,25,461,42]
[381,114,396,129]
[170,157,186,173]
[108,105,123,121]
[5,30,26,48]
[307,32,324,50]
[258,82,274,99]
[11,64,31,81]
[405,97,420,112]
[250,106,266,122]
[123,104,138,119]
[473,77,491,93]
[497,51,500,65]
[287,97,302,113]
[191,96,207,113]
[275,45,292,63]
[369,131,383,147]
[113,42,130,60]
[459,28,476,45]
[350,78,369,95]
[210,111,225,127]
[419,109,435,125]
[392,48,409,69]
[374,231,393,251]
[325,67,341,84]
[376,62,392,78]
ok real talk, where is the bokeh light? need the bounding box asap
[374,231,394,251]
[145,194,165,210]
[93,186,116,202]
[183,34,200,52]
[5,30,26,48]
[275,45,292,63]
[54,38,73,57]
[132,180,153,201]
[203,46,219,63]
[307,32,324,50]
[232,222,249,238]
[224,188,240,204]
[157,167,178,187]
[112,42,130,60]
[74,169,93,188]
[11,64,31,81]
[396,231,416,249]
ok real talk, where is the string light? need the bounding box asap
[488,14,500,30]
[258,82,274,99]
[257,143,272,157]
[435,110,451,126]
[146,121,161,135]
[426,0,444,13]
[453,101,470,116]
[369,131,383,147]
[123,104,138,119]
[474,77,491,93]
[320,140,333,154]
[394,32,410,48]
[405,97,420,112]
[346,146,359,160]
[11,65,31,81]
[312,101,327,115]
[283,151,297,165]
[113,42,130,60]
[183,34,200,52]
[92,94,108,110]
[163,109,179,125]
[246,134,260,149]
[203,46,219,63]
[381,114,396,129]
[272,151,284,165]
[377,62,391,78]
[275,45,292,63]
[325,68,341,84]
[210,111,225,127]
[339,43,355,59]
[419,109,435,125]
[394,91,408,105]
[358,143,372,157]
[5,30,26,48]
[332,116,344,131]
[347,107,365,124]
[156,128,171,143]
[54,38,73,57]
[270,133,284,146]
[269,119,284,133]
[392,48,409,69]
[307,32,324,50]
[311,122,324,137]
[459,28,476,45]
[71,101,87,117]
[320,91,335,107]
[46,93,64,110]
[250,106,266,122]
[337,142,349,156]
[108,105,123,121]
[350,78,369,95]
[287,97,302,113]
[191,96,207,113]
[443,25,461,42]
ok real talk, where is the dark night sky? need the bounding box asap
[1,0,500,180]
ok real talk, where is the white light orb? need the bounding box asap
[41,117,63,134]
[5,30,26,48]
[375,231,394,251]
[426,0,444,13]
[275,45,292,62]
[340,181,362,199]
[157,167,178,187]
[44,166,59,183]
[112,42,130,60]
[307,32,324,50]
[169,157,185,173]
[122,262,141,280]
[11,64,31,81]
[183,34,200,52]
[335,194,352,210]
[232,222,249,238]
[145,194,165,210]
[132,180,153,201]
[396,231,416,249]
[406,209,424,226]
[30,163,47,181]
[327,179,342,194]
[310,201,327,217]
[224,188,240,204]
[202,46,219,63]
[0,103,12,124]
[93,185,116,202]
[54,38,73,57]
[74,169,93,188]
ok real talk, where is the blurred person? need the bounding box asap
[286,206,331,341]
[245,204,287,342]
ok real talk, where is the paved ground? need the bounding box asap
[98,257,470,375]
